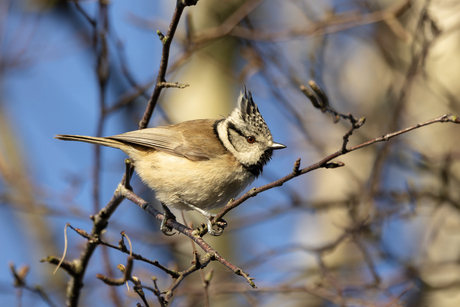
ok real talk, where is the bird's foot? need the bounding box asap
[207,215,227,236]
[182,200,228,236]
[160,203,176,236]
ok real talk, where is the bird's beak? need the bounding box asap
[269,142,286,150]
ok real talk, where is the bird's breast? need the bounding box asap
[133,150,254,211]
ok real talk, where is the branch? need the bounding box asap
[66,223,181,279]
[45,2,197,305]
[42,191,125,307]
[225,0,411,42]
[214,114,460,221]
[119,185,257,289]
[348,114,459,152]
[10,263,58,307]
[163,251,213,302]
[139,0,197,129]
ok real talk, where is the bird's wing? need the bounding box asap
[108,120,225,161]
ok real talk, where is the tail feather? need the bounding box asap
[54,134,124,150]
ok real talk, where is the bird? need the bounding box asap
[55,89,286,236]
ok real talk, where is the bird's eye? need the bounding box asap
[247,136,256,143]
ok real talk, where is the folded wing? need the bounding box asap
[109,119,225,162]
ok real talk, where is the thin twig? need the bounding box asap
[52,223,69,275]
[139,0,197,129]
[10,264,59,307]
[182,211,211,307]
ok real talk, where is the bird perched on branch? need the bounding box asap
[56,89,285,236]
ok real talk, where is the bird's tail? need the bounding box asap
[55,134,124,150]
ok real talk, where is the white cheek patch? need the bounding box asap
[217,121,237,155]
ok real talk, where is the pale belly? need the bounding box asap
[133,151,254,212]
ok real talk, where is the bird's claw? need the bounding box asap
[207,217,227,236]
[160,203,176,236]
[160,220,176,236]
[180,199,228,236]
